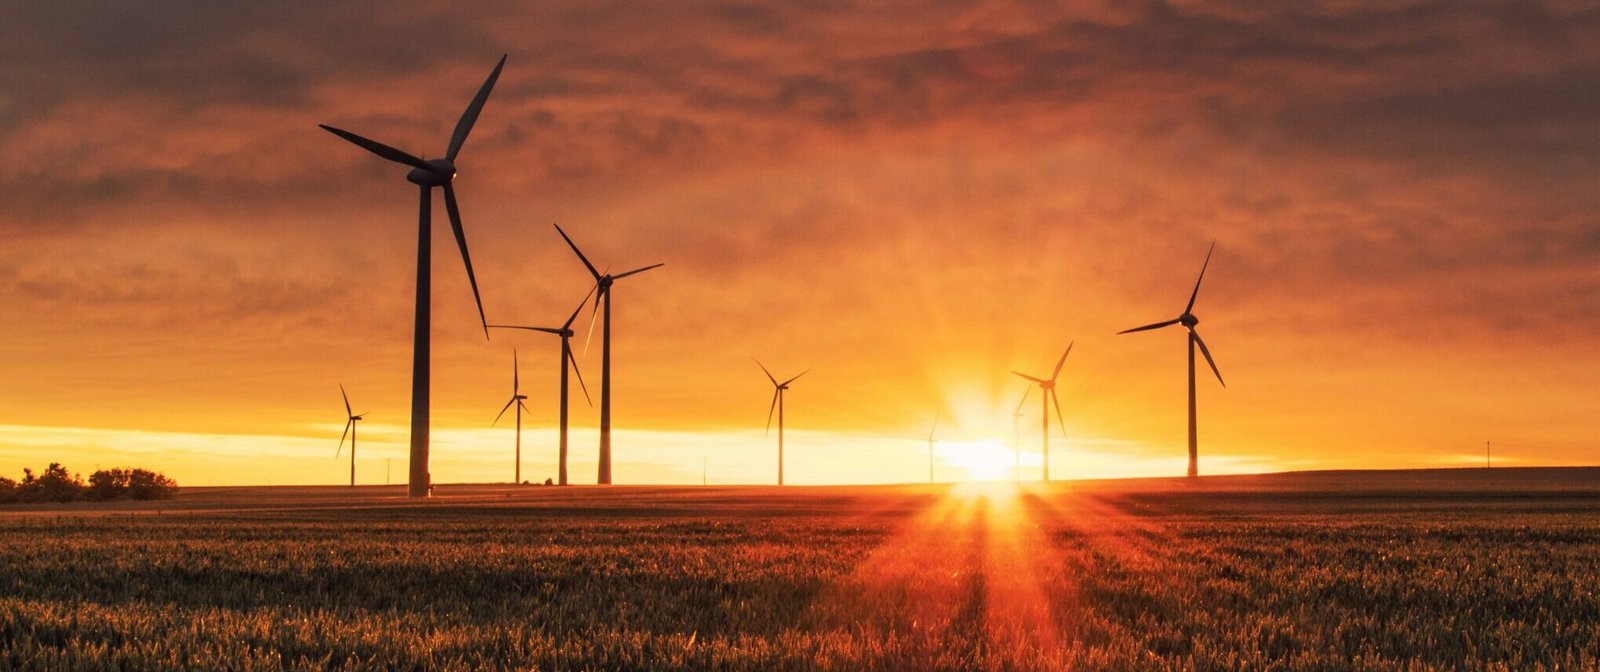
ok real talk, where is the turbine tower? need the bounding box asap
[756,359,808,486]
[488,291,593,485]
[492,351,531,484]
[926,419,938,484]
[320,55,506,498]
[1118,242,1225,478]
[1011,342,1073,481]
[335,384,364,487]
[555,224,663,485]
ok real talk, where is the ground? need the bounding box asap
[3,468,1599,670]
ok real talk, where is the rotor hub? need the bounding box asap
[1180,313,1199,328]
[405,158,457,186]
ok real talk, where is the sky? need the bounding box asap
[2,0,1598,486]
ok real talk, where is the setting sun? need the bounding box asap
[938,438,1016,482]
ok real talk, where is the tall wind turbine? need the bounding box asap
[756,359,807,486]
[320,55,507,498]
[488,292,593,485]
[492,351,531,484]
[926,419,938,484]
[335,384,364,487]
[555,224,663,485]
[1118,242,1225,478]
[1012,342,1073,481]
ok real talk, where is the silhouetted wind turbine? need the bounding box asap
[320,55,506,498]
[756,359,807,486]
[488,291,593,485]
[1012,342,1073,481]
[556,224,663,485]
[335,384,364,487]
[1118,242,1225,478]
[492,350,532,484]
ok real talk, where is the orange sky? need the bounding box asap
[2,0,1598,485]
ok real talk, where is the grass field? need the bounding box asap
[3,468,1599,670]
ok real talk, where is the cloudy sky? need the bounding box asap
[2,0,1597,485]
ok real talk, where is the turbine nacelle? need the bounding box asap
[1180,312,1198,328]
[405,158,457,186]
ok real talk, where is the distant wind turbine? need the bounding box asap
[756,359,808,486]
[926,418,938,484]
[335,384,365,487]
[1012,342,1073,481]
[1118,242,1225,478]
[492,351,531,484]
[488,291,593,485]
[320,55,507,498]
[555,224,663,485]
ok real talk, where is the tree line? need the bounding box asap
[0,463,178,503]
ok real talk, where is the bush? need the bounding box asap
[32,463,85,503]
[2,464,177,504]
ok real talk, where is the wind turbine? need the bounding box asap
[555,224,663,485]
[320,55,507,498]
[492,351,531,484]
[926,418,938,484]
[1012,342,1073,481]
[335,384,364,487]
[488,291,593,485]
[755,359,807,486]
[1118,242,1225,478]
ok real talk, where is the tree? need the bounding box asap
[0,476,15,504]
[33,463,85,503]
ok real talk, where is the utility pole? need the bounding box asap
[1486,441,1491,469]
[702,456,707,486]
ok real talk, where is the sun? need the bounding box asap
[937,438,1015,481]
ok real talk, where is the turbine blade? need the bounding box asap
[1051,341,1075,381]
[1051,390,1067,438]
[446,54,507,161]
[519,400,531,415]
[1011,371,1047,384]
[1117,318,1181,335]
[512,349,519,393]
[442,184,489,338]
[753,358,778,385]
[582,286,602,354]
[928,418,937,441]
[1192,330,1226,387]
[781,369,809,386]
[488,324,564,335]
[564,285,597,329]
[340,383,352,417]
[1014,385,1031,413]
[318,125,433,171]
[493,397,516,426]
[553,224,602,280]
[1186,241,1217,313]
[612,263,664,280]
[765,389,780,436]
[567,348,593,407]
[337,419,352,460]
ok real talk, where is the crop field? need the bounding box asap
[3,468,1599,671]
